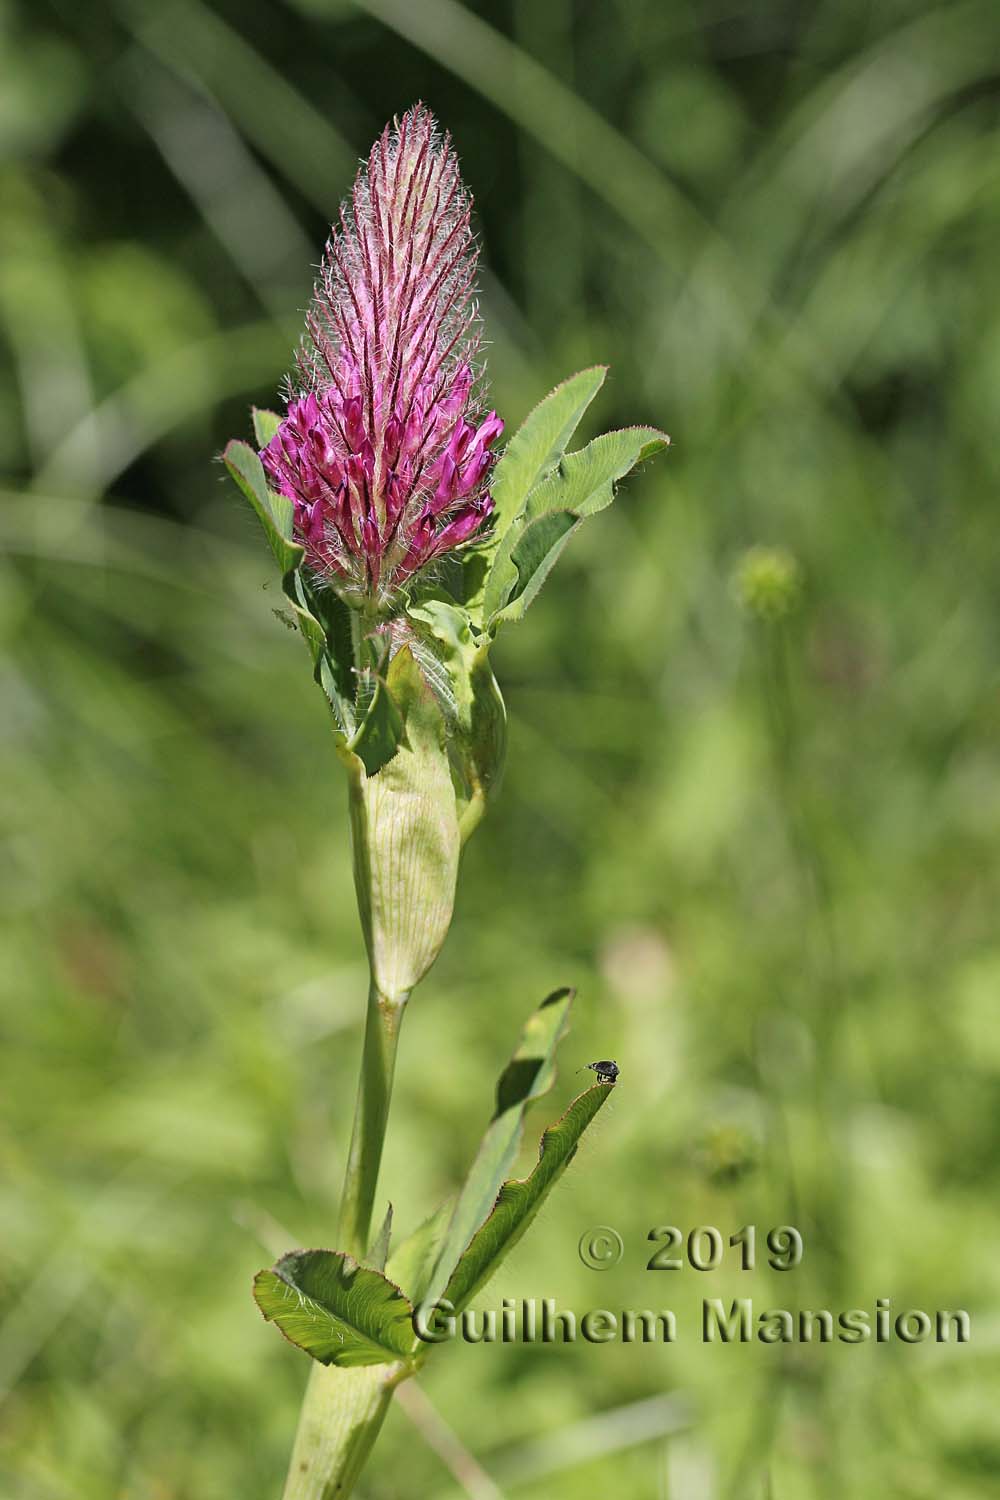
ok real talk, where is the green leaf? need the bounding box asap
[406,598,507,838]
[222,439,302,578]
[367,1204,393,1273]
[457,645,507,839]
[438,1085,614,1317]
[419,988,574,1313]
[253,1249,416,1367]
[484,426,669,629]
[491,510,579,629]
[283,571,356,737]
[223,436,358,738]
[346,646,461,1000]
[349,669,406,777]
[488,366,608,543]
[406,598,477,721]
[386,1198,455,1306]
[251,406,283,448]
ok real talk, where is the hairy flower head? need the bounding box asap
[261,104,503,610]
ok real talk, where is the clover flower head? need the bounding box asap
[260,104,503,610]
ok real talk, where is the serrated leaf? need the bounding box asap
[386,1197,455,1306]
[252,406,283,448]
[253,1249,416,1367]
[489,366,608,543]
[419,988,574,1313]
[438,1085,613,1317]
[484,426,668,628]
[223,439,303,577]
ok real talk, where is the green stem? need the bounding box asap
[337,978,409,1260]
[278,664,458,1499]
[278,980,410,1500]
[280,1362,409,1500]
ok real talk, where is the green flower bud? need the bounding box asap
[733,545,803,623]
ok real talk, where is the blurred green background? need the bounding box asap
[3,0,1000,1495]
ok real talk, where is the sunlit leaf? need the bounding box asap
[251,406,282,447]
[419,988,574,1312]
[386,1198,454,1306]
[484,426,668,628]
[222,438,301,577]
[437,1085,613,1317]
[254,1249,415,1367]
[489,366,608,541]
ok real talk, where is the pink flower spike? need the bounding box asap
[259,104,503,610]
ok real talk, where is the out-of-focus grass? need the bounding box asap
[2,1,1000,1496]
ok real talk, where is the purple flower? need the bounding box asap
[260,104,503,609]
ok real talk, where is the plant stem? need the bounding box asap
[338,978,409,1260]
[279,980,411,1500]
[281,1362,409,1500]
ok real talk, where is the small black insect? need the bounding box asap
[580,1059,620,1085]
